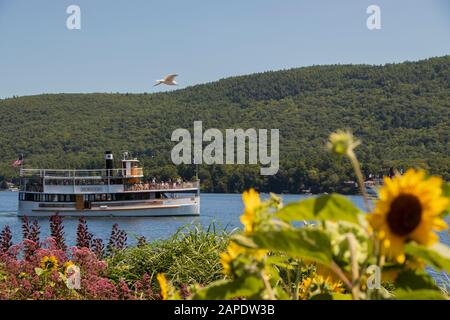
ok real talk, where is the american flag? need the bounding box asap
[12,155,23,168]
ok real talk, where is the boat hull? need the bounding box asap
[18,199,200,217]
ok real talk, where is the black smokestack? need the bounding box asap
[105,151,113,175]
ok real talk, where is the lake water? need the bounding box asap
[0,192,450,245]
[1,191,449,245]
[0,192,448,247]
[0,192,367,244]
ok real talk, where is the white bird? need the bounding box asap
[154,74,178,86]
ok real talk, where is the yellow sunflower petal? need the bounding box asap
[242,188,261,212]
[432,218,448,232]
[240,188,261,234]
[157,273,168,300]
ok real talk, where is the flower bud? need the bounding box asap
[327,130,360,157]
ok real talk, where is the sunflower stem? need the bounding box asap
[330,261,352,291]
[261,270,276,300]
[348,151,371,212]
[293,261,301,299]
[347,233,361,300]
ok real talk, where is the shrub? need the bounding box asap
[106,225,230,289]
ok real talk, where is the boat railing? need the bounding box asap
[22,184,44,192]
[124,181,199,192]
[20,168,143,178]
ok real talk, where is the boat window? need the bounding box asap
[21,192,158,202]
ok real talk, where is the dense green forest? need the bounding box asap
[0,56,449,193]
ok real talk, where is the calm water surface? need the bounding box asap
[0,192,367,244]
[0,192,448,246]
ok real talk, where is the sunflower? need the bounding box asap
[322,276,344,294]
[220,242,246,275]
[40,255,59,271]
[156,273,168,300]
[367,169,449,263]
[299,275,344,299]
[240,188,261,234]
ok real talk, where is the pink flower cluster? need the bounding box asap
[0,237,157,300]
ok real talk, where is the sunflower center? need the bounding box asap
[387,194,422,237]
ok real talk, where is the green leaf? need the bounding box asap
[274,286,290,300]
[265,255,293,269]
[405,242,450,273]
[276,194,362,224]
[395,289,447,300]
[395,269,440,291]
[34,268,44,276]
[192,275,264,300]
[310,293,333,300]
[251,228,333,266]
[331,293,352,300]
[232,234,259,249]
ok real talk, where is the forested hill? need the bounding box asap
[0,56,449,193]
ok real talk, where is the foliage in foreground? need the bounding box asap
[106,225,229,288]
[159,131,450,300]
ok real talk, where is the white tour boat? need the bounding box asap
[18,152,200,217]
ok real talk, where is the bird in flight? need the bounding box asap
[154,74,178,86]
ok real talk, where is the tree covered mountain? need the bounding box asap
[0,56,449,193]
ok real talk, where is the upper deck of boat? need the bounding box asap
[20,168,143,179]
[19,168,200,193]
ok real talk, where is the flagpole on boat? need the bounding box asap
[193,156,200,205]
[195,162,199,181]
[18,153,24,192]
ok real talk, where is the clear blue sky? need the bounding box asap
[0,0,449,98]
